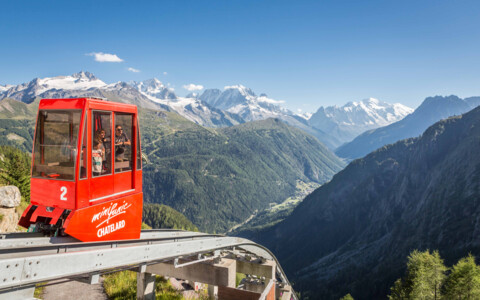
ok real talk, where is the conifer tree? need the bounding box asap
[388,250,447,300]
[339,293,354,300]
[0,146,31,201]
[442,254,480,299]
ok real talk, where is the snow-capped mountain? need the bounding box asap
[129,78,176,100]
[0,72,162,109]
[308,98,413,147]
[0,84,13,94]
[199,85,291,121]
[130,79,243,127]
[1,72,107,103]
[0,72,414,149]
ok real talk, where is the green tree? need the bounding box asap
[0,146,31,202]
[443,254,480,299]
[389,250,447,300]
[339,293,354,300]
[389,279,407,300]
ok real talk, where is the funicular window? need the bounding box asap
[79,114,87,179]
[114,113,133,172]
[32,110,82,181]
[92,111,112,177]
[136,119,142,170]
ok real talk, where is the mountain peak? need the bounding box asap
[309,98,413,147]
[130,78,176,100]
[363,97,379,104]
[72,71,97,81]
[224,85,256,97]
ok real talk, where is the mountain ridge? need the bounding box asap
[308,97,413,148]
[250,105,480,299]
[0,72,414,149]
[336,95,479,160]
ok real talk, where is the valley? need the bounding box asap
[228,180,320,238]
[2,72,480,299]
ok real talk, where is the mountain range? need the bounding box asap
[0,72,413,149]
[248,105,480,299]
[0,92,346,233]
[336,95,480,160]
[309,98,413,148]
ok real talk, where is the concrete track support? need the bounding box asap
[146,258,237,288]
[278,284,292,300]
[236,258,276,280]
[136,272,156,300]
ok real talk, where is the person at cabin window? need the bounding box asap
[114,125,131,162]
[94,130,106,160]
[92,140,103,176]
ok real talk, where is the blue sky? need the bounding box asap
[1,0,480,112]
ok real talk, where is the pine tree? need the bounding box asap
[443,254,480,299]
[0,146,31,201]
[388,250,447,300]
[339,293,354,300]
[389,279,407,300]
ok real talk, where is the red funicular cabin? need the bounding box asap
[19,98,143,242]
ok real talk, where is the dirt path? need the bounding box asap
[42,278,108,300]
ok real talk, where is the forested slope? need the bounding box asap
[251,105,480,299]
[140,110,345,232]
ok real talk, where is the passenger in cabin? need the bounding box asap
[92,140,103,176]
[94,130,106,158]
[95,129,111,172]
[114,125,131,161]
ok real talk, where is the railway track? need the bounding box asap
[0,230,296,299]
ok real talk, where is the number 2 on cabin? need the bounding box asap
[60,186,67,201]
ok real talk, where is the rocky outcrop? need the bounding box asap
[0,207,19,233]
[0,185,21,207]
[0,186,21,232]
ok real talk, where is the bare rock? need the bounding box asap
[0,207,19,232]
[0,186,21,208]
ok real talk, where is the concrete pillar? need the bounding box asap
[208,284,218,298]
[146,258,236,288]
[259,279,275,300]
[236,259,276,280]
[136,272,156,300]
[278,285,292,300]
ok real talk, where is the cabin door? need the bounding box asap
[113,113,134,194]
[89,111,114,201]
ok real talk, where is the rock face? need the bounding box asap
[0,185,21,208]
[0,207,19,233]
[252,105,480,299]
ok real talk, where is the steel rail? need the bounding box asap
[0,232,297,300]
[0,229,206,249]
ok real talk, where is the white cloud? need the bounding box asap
[257,95,285,104]
[163,72,168,75]
[297,109,302,112]
[183,83,204,91]
[127,67,140,73]
[86,52,123,62]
